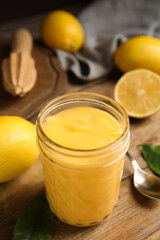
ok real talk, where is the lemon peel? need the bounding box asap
[0,116,39,182]
[41,10,84,53]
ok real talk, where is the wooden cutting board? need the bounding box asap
[0,39,160,240]
[0,39,67,119]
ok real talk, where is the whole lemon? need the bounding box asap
[114,36,160,74]
[0,116,39,183]
[41,10,84,53]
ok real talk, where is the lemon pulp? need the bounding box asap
[114,69,160,118]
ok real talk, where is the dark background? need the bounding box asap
[0,0,93,22]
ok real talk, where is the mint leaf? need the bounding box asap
[142,144,160,176]
[13,195,54,240]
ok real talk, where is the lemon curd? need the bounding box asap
[45,107,122,150]
[36,92,130,227]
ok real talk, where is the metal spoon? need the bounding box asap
[126,152,160,199]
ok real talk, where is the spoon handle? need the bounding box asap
[126,152,140,171]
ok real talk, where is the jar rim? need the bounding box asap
[36,92,130,158]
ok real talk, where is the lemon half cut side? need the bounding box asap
[114,69,160,118]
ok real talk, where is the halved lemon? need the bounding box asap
[114,69,160,118]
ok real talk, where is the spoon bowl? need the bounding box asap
[126,152,160,199]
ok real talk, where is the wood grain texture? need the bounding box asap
[0,13,160,240]
[146,229,160,240]
[0,41,67,119]
[0,158,44,240]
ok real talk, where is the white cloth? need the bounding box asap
[56,0,160,81]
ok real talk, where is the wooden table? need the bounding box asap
[0,10,160,240]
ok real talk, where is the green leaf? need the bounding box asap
[142,144,160,176]
[13,195,54,240]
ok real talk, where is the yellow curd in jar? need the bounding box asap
[45,107,122,150]
[41,107,126,226]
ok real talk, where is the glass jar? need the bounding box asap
[36,92,130,227]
